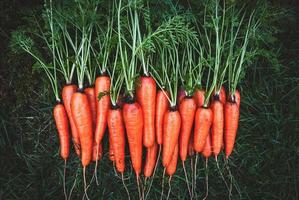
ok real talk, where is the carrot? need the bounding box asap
[107,105,126,173]
[213,86,226,104]
[177,87,186,104]
[84,86,97,129]
[109,135,115,162]
[92,142,103,161]
[94,75,111,147]
[123,100,143,175]
[194,89,205,108]
[202,131,212,158]
[162,108,181,167]
[144,143,158,177]
[211,98,224,157]
[179,96,196,162]
[155,90,169,145]
[224,100,240,158]
[166,143,179,176]
[53,103,70,160]
[62,84,80,156]
[71,91,93,167]
[193,107,213,152]
[136,76,156,147]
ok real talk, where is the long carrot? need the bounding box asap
[53,103,70,160]
[211,97,224,157]
[94,75,111,148]
[136,76,156,147]
[84,86,97,129]
[62,84,80,155]
[155,90,169,145]
[179,96,196,162]
[166,143,179,176]
[123,100,143,176]
[107,105,126,173]
[224,100,240,158]
[193,107,213,152]
[144,143,158,177]
[194,89,205,108]
[162,108,181,167]
[71,91,93,167]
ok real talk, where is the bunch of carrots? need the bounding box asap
[15,0,258,199]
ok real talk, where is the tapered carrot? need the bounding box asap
[53,103,70,160]
[194,107,213,152]
[179,96,196,162]
[144,143,158,177]
[211,98,224,157]
[194,89,205,108]
[162,108,181,167]
[108,106,126,173]
[155,90,169,145]
[202,132,212,158]
[71,91,93,167]
[224,101,240,158]
[92,143,103,161]
[62,84,80,155]
[94,75,111,147]
[166,143,179,176]
[123,100,143,175]
[136,76,156,147]
[84,86,97,129]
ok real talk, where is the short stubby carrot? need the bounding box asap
[202,131,212,158]
[136,76,156,148]
[162,108,181,167]
[155,90,169,145]
[211,99,224,157]
[224,101,240,158]
[194,89,205,108]
[62,84,80,155]
[123,100,143,176]
[179,96,196,162]
[144,142,158,177]
[53,103,70,160]
[166,143,179,176]
[107,106,126,173]
[84,86,97,129]
[71,91,93,167]
[92,142,103,161]
[194,107,213,152]
[94,75,111,147]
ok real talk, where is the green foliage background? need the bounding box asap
[0,0,298,199]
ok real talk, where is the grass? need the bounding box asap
[0,0,299,199]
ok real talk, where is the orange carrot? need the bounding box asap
[202,131,212,158]
[166,143,179,176]
[94,75,111,147]
[177,87,186,104]
[179,96,196,162]
[193,107,213,152]
[144,143,158,177]
[84,86,97,129]
[53,103,70,160]
[162,108,181,167]
[107,106,126,173]
[224,101,240,158]
[136,76,156,147]
[155,90,169,145]
[71,91,93,167]
[109,135,115,162]
[194,89,205,108]
[211,98,224,157]
[62,84,80,155]
[92,143,103,161]
[123,100,143,175]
